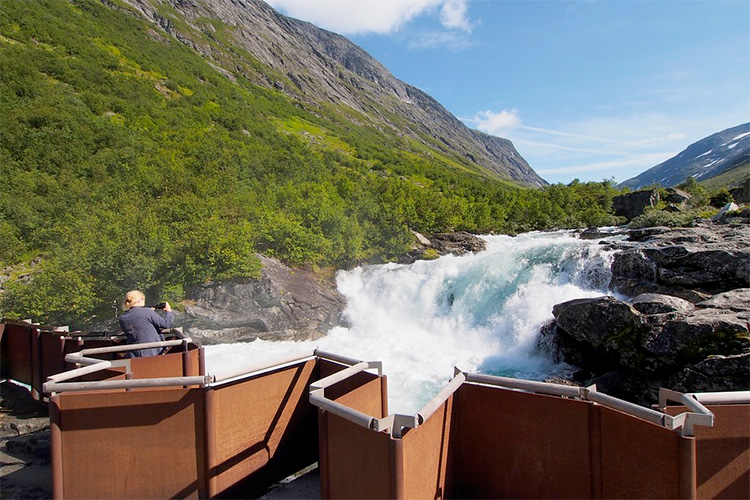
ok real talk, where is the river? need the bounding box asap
[205,230,623,414]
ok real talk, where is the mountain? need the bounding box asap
[1,0,622,326]
[619,123,750,190]
[117,0,545,187]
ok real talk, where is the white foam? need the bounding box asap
[205,231,618,414]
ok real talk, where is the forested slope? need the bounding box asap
[0,0,620,326]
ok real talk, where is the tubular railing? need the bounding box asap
[43,342,367,396]
[43,338,207,394]
[308,365,719,438]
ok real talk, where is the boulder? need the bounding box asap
[180,254,345,344]
[662,188,690,205]
[611,224,750,298]
[612,189,659,220]
[428,231,487,255]
[643,310,748,361]
[628,293,694,315]
[730,179,750,204]
[711,202,739,222]
[399,231,487,264]
[697,288,750,312]
[668,352,750,393]
[552,296,643,350]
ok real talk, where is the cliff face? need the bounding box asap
[119,0,546,187]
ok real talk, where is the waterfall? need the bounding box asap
[206,230,621,414]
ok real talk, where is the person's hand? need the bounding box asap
[163,301,172,312]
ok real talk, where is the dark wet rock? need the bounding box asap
[565,222,750,405]
[668,352,750,394]
[643,310,748,361]
[428,231,487,255]
[552,296,644,351]
[628,293,695,315]
[399,231,487,264]
[180,254,345,344]
[610,224,750,299]
[612,189,659,220]
[578,227,609,240]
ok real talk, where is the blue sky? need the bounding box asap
[264,0,750,185]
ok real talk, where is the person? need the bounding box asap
[118,290,174,357]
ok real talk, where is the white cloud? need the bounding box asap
[534,153,676,176]
[469,109,522,135]
[263,0,472,35]
[463,109,718,184]
[439,0,473,32]
[407,30,474,51]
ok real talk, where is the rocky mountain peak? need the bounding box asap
[119,0,546,187]
[619,123,750,190]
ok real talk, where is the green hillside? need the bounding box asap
[0,0,620,326]
[700,156,750,191]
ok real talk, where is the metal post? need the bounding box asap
[678,436,697,499]
[391,437,405,500]
[204,387,217,498]
[50,396,64,500]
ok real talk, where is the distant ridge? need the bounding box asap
[119,0,546,187]
[619,123,750,190]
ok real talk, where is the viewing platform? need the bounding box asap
[2,318,748,499]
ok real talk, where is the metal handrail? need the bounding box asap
[462,373,716,437]
[44,338,198,395]
[465,372,586,399]
[416,372,466,425]
[211,350,316,385]
[689,390,750,405]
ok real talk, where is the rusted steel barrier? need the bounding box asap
[311,368,748,499]
[1,318,195,398]
[43,341,385,499]
[664,391,750,500]
[6,319,748,499]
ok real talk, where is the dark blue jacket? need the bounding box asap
[118,306,174,357]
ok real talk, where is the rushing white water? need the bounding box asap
[206,230,622,414]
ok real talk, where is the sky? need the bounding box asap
[263,0,750,185]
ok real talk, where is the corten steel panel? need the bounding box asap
[402,395,455,500]
[683,404,749,499]
[317,359,387,416]
[38,333,68,393]
[599,405,687,499]
[129,349,191,381]
[1,322,35,385]
[209,359,319,498]
[455,383,592,499]
[0,322,5,376]
[53,388,206,499]
[323,411,395,499]
[332,376,387,418]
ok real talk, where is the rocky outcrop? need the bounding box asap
[399,231,487,264]
[179,254,345,344]
[541,221,750,405]
[541,290,749,405]
[612,189,659,220]
[609,223,750,299]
